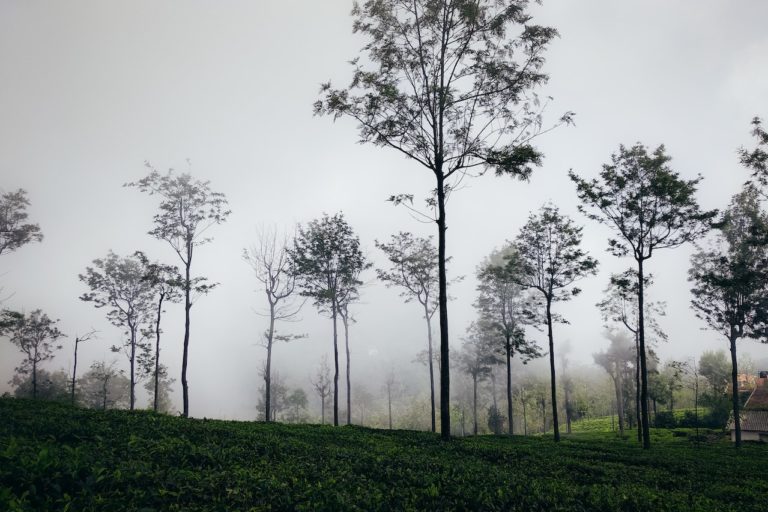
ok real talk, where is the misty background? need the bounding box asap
[1,0,767,419]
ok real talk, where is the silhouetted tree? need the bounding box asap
[135,254,183,413]
[70,329,97,405]
[0,309,64,400]
[289,213,367,426]
[244,226,304,422]
[510,204,598,441]
[0,188,42,256]
[127,165,230,417]
[316,1,572,439]
[476,245,542,434]
[689,187,767,447]
[80,251,154,410]
[571,144,716,448]
[376,232,441,431]
[740,116,768,188]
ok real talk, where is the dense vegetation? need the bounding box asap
[2,398,766,511]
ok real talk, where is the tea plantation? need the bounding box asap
[1,398,766,511]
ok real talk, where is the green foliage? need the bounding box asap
[10,369,70,402]
[0,189,43,256]
[1,398,766,511]
[290,212,368,314]
[0,309,65,400]
[739,116,768,188]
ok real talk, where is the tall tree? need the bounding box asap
[689,187,767,447]
[70,329,98,405]
[475,245,541,435]
[79,251,154,410]
[244,227,304,422]
[135,254,183,413]
[571,144,716,448]
[289,212,367,426]
[509,204,598,441]
[0,309,64,399]
[316,0,572,438]
[0,189,43,256]
[375,232,445,432]
[126,165,230,417]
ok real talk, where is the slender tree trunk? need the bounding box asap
[564,379,572,435]
[32,357,38,400]
[102,376,108,410]
[506,341,514,435]
[472,374,478,435]
[154,294,165,412]
[342,311,351,425]
[321,394,325,424]
[265,302,275,422]
[182,246,192,418]
[545,299,560,441]
[490,371,498,410]
[635,333,642,444]
[522,393,527,436]
[71,338,79,404]
[637,257,651,448]
[614,370,624,436]
[436,171,450,439]
[129,325,136,411]
[424,307,436,433]
[729,332,741,447]
[332,303,339,427]
[388,385,393,429]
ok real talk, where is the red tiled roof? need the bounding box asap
[744,379,768,411]
[728,410,768,432]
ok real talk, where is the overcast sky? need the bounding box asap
[1,1,767,419]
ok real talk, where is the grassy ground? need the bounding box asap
[1,399,766,511]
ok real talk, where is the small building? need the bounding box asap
[730,375,768,442]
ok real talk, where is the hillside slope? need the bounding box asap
[1,399,766,511]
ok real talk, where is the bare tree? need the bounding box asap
[244,226,304,422]
[70,329,98,405]
[310,356,332,424]
[126,164,230,417]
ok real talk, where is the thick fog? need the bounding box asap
[1,0,767,419]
